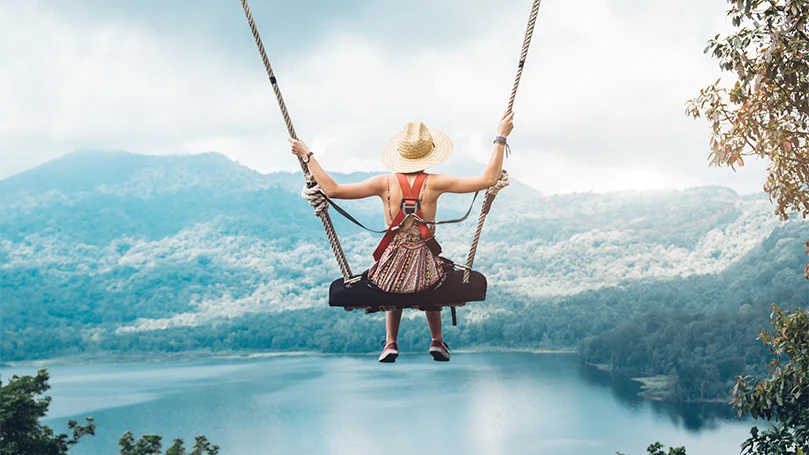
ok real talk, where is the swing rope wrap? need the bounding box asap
[302,184,329,217]
[239,0,353,282]
[464,0,542,283]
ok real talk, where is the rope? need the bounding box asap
[305,184,481,234]
[463,0,541,283]
[239,0,353,282]
[463,171,510,282]
[241,0,540,287]
[507,0,542,115]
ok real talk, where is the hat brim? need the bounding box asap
[381,128,453,173]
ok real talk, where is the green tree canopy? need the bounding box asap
[617,442,687,455]
[118,431,220,455]
[0,369,95,455]
[687,0,809,221]
[0,369,219,455]
[732,305,809,455]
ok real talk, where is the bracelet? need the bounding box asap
[493,136,511,158]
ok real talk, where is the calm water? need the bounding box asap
[2,353,753,455]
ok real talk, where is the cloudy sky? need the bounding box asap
[1,0,769,194]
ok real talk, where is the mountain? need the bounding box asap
[1,151,807,367]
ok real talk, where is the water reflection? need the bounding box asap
[4,354,752,455]
[577,362,745,431]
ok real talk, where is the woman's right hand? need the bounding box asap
[496,111,515,138]
[288,137,312,158]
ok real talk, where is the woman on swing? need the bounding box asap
[289,111,515,363]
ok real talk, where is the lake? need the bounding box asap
[2,352,753,455]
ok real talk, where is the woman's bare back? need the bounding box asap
[382,173,440,229]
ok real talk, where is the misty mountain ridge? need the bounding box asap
[1,150,806,360]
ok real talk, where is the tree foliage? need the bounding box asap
[118,431,219,455]
[579,307,772,402]
[678,3,809,451]
[617,442,687,455]
[0,369,95,455]
[687,0,809,221]
[0,369,218,455]
[732,305,809,455]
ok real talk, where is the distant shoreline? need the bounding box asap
[584,362,730,405]
[4,351,733,406]
[1,347,579,369]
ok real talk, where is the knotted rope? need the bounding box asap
[463,0,541,284]
[302,184,329,216]
[239,0,352,281]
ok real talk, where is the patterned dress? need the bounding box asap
[367,224,446,293]
[367,174,447,294]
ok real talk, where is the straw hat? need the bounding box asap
[381,122,453,173]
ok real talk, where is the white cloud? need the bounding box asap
[0,0,768,194]
[0,1,278,172]
[511,150,703,193]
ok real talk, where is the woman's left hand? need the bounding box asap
[288,137,311,158]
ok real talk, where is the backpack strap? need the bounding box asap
[372,172,441,261]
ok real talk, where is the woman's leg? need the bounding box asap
[426,310,450,361]
[380,309,403,363]
[425,310,443,342]
[386,309,403,345]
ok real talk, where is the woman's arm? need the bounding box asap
[288,138,386,200]
[430,111,515,195]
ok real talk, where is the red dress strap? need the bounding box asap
[372,172,434,261]
[396,172,427,200]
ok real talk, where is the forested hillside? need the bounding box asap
[1,151,806,401]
